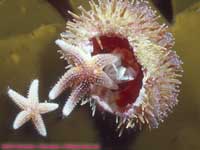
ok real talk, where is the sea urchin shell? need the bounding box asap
[49,0,183,136]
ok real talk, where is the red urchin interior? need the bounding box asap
[91,35,144,109]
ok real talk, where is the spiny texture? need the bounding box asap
[51,0,183,136]
[65,0,174,49]
[49,39,119,116]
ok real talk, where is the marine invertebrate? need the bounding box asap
[8,79,59,137]
[49,39,119,116]
[50,0,182,136]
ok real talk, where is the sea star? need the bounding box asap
[49,39,120,117]
[8,79,59,137]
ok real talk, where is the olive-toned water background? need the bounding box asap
[0,0,200,150]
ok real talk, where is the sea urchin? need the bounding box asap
[49,0,183,136]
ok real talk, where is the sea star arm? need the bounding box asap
[55,39,91,66]
[62,83,89,116]
[91,54,120,69]
[38,102,59,114]
[49,67,81,100]
[32,114,47,137]
[28,79,39,104]
[13,111,31,129]
[95,71,118,90]
[8,89,28,110]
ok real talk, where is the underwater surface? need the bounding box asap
[0,0,200,150]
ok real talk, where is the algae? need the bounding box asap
[0,0,97,144]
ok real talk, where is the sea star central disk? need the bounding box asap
[50,0,183,136]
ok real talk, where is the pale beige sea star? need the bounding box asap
[8,79,59,137]
[49,39,119,117]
